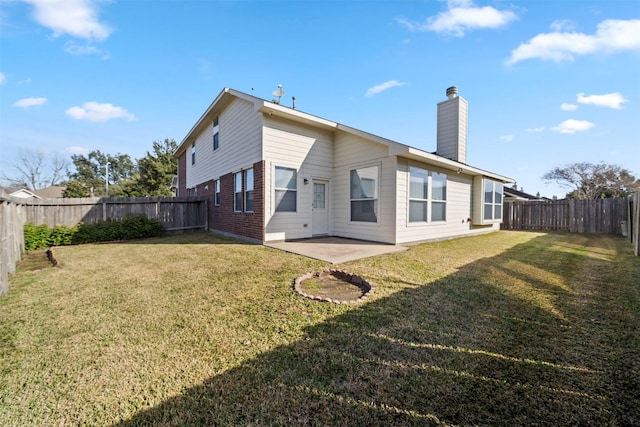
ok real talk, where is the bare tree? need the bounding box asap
[1,149,69,190]
[542,162,640,199]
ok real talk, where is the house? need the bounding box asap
[33,185,66,199]
[503,185,550,202]
[7,188,41,200]
[174,86,513,245]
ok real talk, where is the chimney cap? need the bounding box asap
[446,86,458,99]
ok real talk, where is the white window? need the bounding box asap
[214,179,220,206]
[350,165,378,222]
[274,166,296,212]
[409,167,447,223]
[431,172,447,222]
[234,172,242,212]
[191,142,196,165]
[409,167,428,222]
[213,117,219,151]
[245,168,254,212]
[484,180,503,221]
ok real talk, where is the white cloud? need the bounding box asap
[577,92,628,109]
[63,146,90,155]
[561,103,578,111]
[13,97,47,108]
[499,134,514,142]
[22,0,112,41]
[66,102,137,122]
[0,72,6,85]
[397,0,517,37]
[552,119,595,134]
[550,19,576,32]
[64,41,102,56]
[507,19,640,64]
[526,126,545,133]
[365,80,407,97]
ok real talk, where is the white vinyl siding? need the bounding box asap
[186,98,262,189]
[263,116,333,241]
[333,131,396,244]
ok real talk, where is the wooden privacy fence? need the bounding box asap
[1,197,25,295]
[20,196,208,231]
[0,195,207,295]
[502,198,628,234]
[631,192,640,256]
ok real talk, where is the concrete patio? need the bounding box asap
[265,237,408,264]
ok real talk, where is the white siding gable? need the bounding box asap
[332,130,397,244]
[264,116,334,241]
[186,97,262,188]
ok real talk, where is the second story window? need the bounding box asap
[191,142,196,165]
[213,117,219,151]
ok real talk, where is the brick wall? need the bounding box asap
[177,152,187,197]
[199,160,265,242]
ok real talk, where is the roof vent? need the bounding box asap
[446,86,458,99]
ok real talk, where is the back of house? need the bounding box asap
[174,87,512,244]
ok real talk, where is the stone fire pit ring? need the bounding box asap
[294,269,374,304]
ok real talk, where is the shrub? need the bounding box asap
[23,223,51,251]
[48,225,77,247]
[23,215,164,250]
[72,215,163,244]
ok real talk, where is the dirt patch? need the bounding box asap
[17,250,54,272]
[294,270,374,304]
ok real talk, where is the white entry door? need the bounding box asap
[312,180,329,236]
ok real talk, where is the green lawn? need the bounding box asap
[1,231,638,426]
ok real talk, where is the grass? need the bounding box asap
[1,231,638,426]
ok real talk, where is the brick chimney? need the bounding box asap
[436,86,468,163]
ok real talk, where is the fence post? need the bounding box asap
[633,192,639,256]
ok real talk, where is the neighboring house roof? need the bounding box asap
[8,188,41,199]
[504,187,548,201]
[175,87,513,183]
[33,185,66,199]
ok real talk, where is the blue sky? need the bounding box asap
[1,0,639,198]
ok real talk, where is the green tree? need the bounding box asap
[61,180,91,198]
[69,150,136,197]
[542,162,640,199]
[121,139,177,197]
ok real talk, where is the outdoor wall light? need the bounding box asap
[303,178,309,185]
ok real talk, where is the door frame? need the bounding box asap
[311,178,330,236]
